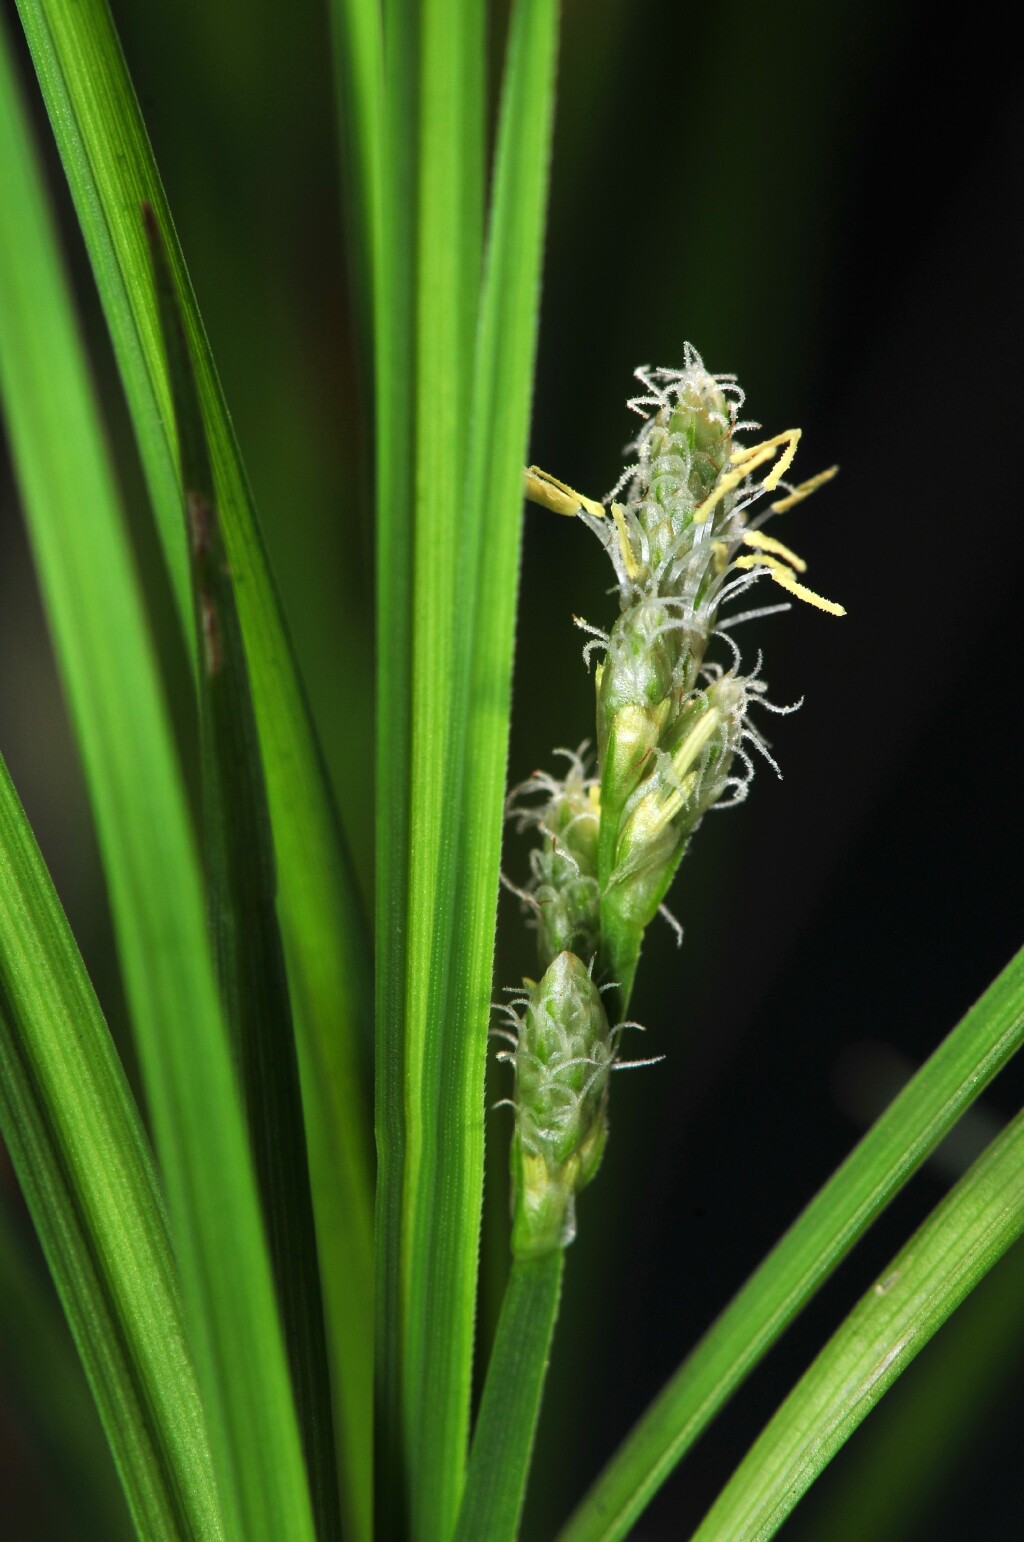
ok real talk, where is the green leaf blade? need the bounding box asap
[371,0,420,1524]
[366,0,488,1529]
[0,28,315,1540]
[559,942,1024,1542]
[691,1106,1024,1542]
[0,1199,132,1540]
[14,3,375,1525]
[797,1234,1024,1542]
[399,0,488,1533]
[0,756,220,1542]
[384,2,560,1535]
[145,209,342,1542]
[327,0,385,377]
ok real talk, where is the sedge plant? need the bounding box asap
[0,3,1022,1541]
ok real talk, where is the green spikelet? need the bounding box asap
[599,673,752,1002]
[506,749,602,971]
[506,952,613,1257]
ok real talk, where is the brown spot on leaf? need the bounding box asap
[200,590,222,676]
[187,490,215,559]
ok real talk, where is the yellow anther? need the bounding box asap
[694,430,801,526]
[733,554,846,616]
[692,463,752,525]
[741,529,807,573]
[655,707,723,827]
[524,465,606,519]
[611,502,639,579]
[730,429,802,490]
[770,464,839,513]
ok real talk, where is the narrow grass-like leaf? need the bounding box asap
[398,0,487,1534]
[327,0,385,376]
[0,1200,130,1539]
[145,209,341,1542]
[0,32,315,1541]
[454,1253,564,1542]
[367,0,484,1527]
[444,0,559,1465]
[559,941,1024,1542]
[13,4,375,1523]
[391,1,559,1534]
[0,756,219,1542]
[691,1105,1024,1541]
[372,0,420,1525]
[797,1235,1024,1541]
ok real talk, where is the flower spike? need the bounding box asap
[502,348,843,1252]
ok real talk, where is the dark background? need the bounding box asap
[2,0,1023,1537]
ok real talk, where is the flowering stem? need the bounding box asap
[453,1252,564,1542]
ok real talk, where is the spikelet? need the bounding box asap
[505,747,601,971]
[503,952,613,1257]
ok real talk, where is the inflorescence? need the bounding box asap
[500,347,843,1256]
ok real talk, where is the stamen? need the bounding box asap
[692,461,750,525]
[770,464,839,512]
[730,428,802,489]
[691,431,797,526]
[741,529,807,572]
[524,465,606,519]
[732,554,846,616]
[611,503,640,579]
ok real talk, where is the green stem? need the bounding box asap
[454,1253,564,1542]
